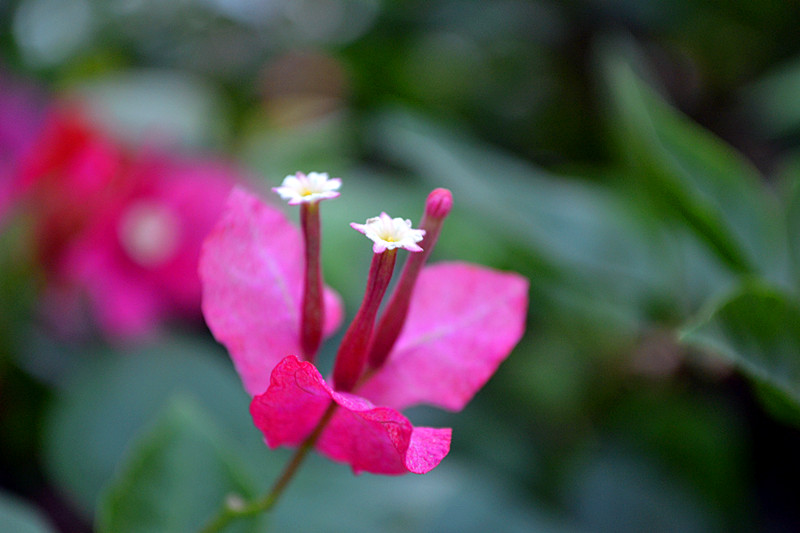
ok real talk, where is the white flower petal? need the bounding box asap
[273,171,341,205]
[351,212,425,253]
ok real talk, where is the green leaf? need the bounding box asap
[72,69,230,149]
[605,385,748,516]
[565,446,722,533]
[368,107,730,325]
[787,176,800,287]
[602,49,784,279]
[0,491,56,533]
[681,283,800,408]
[269,454,578,533]
[43,336,279,516]
[96,396,259,533]
[238,112,356,183]
[0,216,40,358]
[370,109,651,278]
[743,56,800,138]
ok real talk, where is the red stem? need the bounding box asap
[333,250,397,391]
[300,203,323,360]
[367,189,452,369]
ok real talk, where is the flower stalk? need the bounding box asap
[367,188,452,369]
[272,171,341,360]
[199,402,338,533]
[300,202,323,360]
[333,249,397,392]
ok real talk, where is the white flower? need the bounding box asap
[350,212,426,253]
[273,171,341,205]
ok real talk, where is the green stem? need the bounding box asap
[199,402,338,533]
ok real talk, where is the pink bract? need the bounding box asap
[16,107,242,340]
[201,188,528,475]
[251,355,451,474]
[59,157,241,338]
[200,187,344,395]
[357,262,529,411]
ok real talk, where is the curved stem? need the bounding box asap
[199,402,338,533]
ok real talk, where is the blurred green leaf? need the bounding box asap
[605,384,748,518]
[370,108,653,280]
[42,336,279,516]
[69,69,230,149]
[744,55,800,138]
[602,51,785,280]
[96,396,259,533]
[369,107,731,326]
[564,446,722,533]
[681,283,800,409]
[269,454,577,533]
[0,215,40,358]
[0,491,56,533]
[787,176,800,287]
[238,112,356,183]
[752,382,800,427]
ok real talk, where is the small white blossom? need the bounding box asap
[350,212,426,254]
[273,171,341,205]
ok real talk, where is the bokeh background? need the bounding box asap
[2,0,800,531]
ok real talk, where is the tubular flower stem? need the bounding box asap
[299,202,323,360]
[272,171,340,360]
[367,188,453,369]
[333,249,397,392]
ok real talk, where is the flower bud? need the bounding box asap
[367,189,453,369]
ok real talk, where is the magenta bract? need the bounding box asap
[200,187,344,395]
[14,108,244,340]
[251,355,451,474]
[357,262,529,412]
[61,157,240,338]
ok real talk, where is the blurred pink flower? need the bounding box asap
[201,187,528,474]
[0,72,46,223]
[16,107,242,339]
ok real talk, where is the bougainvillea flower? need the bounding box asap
[350,213,425,253]
[201,186,528,475]
[272,171,341,205]
[57,157,242,338]
[16,108,127,268]
[15,107,242,339]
